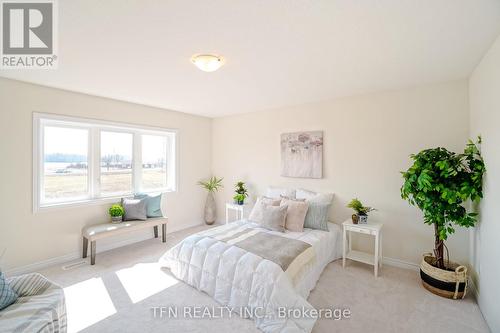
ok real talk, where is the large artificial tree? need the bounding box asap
[401,138,485,269]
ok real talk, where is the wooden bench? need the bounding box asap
[82,217,168,265]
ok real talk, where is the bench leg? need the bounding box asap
[162,224,166,243]
[82,237,88,258]
[154,225,158,238]
[91,241,96,265]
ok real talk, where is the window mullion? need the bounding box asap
[38,122,45,207]
[90,128,101,198]
[133,133,142,193]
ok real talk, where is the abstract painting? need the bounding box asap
[281,131,323,178]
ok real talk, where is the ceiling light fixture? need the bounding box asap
[191,54,225,72]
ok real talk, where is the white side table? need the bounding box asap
[342,219,383,277]
[225,202,251,223]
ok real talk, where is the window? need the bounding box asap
[34,113,177,210]
[100,131,133,196]
[142,134,169,191]
[43,126,89,202]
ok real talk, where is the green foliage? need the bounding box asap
[347,198,375,215]
[109,204,125,217]
[233,193,246,202]
[401,137,485,241]
[197,176,224,193]
[233,181,248,203]
[234,181,248,197]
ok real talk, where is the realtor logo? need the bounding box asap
[1,0,57,68]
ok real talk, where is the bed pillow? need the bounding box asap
[303,202,330,231]
[265,187,296,199]
[296,189,334,205]
[0,271,17,311]
[121,197,148,221]
[260,205,287,232]
[280,198,309,232]
[248,196,281,223]
[134,193,163,218]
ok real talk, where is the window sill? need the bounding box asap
[35,189,175,213]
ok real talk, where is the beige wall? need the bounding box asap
[0,78,212,272]
[470,34,500,332]
[212,80,471,265]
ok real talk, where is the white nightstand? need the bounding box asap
[225,202,251,223]
[342,219,383,277]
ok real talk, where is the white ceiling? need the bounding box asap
[2,0,500,118]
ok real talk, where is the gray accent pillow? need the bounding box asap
[303,202,330,231]
[121,197,147,221]
[260,205,287,233]
[248,196,281,223]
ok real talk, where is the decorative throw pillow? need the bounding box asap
[280,198,309,232]
[303,202,330,231]
[121,197,148,221]
[265,187,296,199]
[0,271,17,311]
[134,193,163,218]
[248,196,281,223]
[260,205,287,232]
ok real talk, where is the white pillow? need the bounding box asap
[295,189,317,200]
[266,187,296,199]
[296,189,334,205]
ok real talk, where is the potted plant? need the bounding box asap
[347,198,376,224]
[109,204,124,223]
[233,181,248,205]
[197,176,223,225]
[401,137,485,299]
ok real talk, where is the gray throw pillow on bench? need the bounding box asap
[121,197,148,221]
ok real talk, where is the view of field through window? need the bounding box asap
[42,125,170,203]
[43,126,89,201]
[100,131,133,196]
[142,134,168,191]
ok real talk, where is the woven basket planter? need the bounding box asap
[419,253,468,299]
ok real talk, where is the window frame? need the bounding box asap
[33,112,179,212]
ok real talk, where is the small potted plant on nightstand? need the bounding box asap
[109,204,125,223]
[233,181,248,205]
[347,198,376,224]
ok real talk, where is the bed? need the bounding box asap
[159,219,342,332]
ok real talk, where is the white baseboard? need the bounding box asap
[468,276,478,299]
[6,233,153,276]
[382,256,420,271]
[6,221,203,277]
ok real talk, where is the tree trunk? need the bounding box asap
[433,223,445,269]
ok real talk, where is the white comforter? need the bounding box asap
[159,220,341,333]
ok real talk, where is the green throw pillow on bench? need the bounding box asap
[134,193,163,218]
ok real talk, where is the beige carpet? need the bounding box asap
[37,224,489,333]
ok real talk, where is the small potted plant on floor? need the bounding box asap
[109,204,125,223]
[347,198,375,224]
[233,181,248,205]
[401,137,485,299]
[197,176,224,225]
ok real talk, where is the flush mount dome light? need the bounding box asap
[191,54,225,72]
